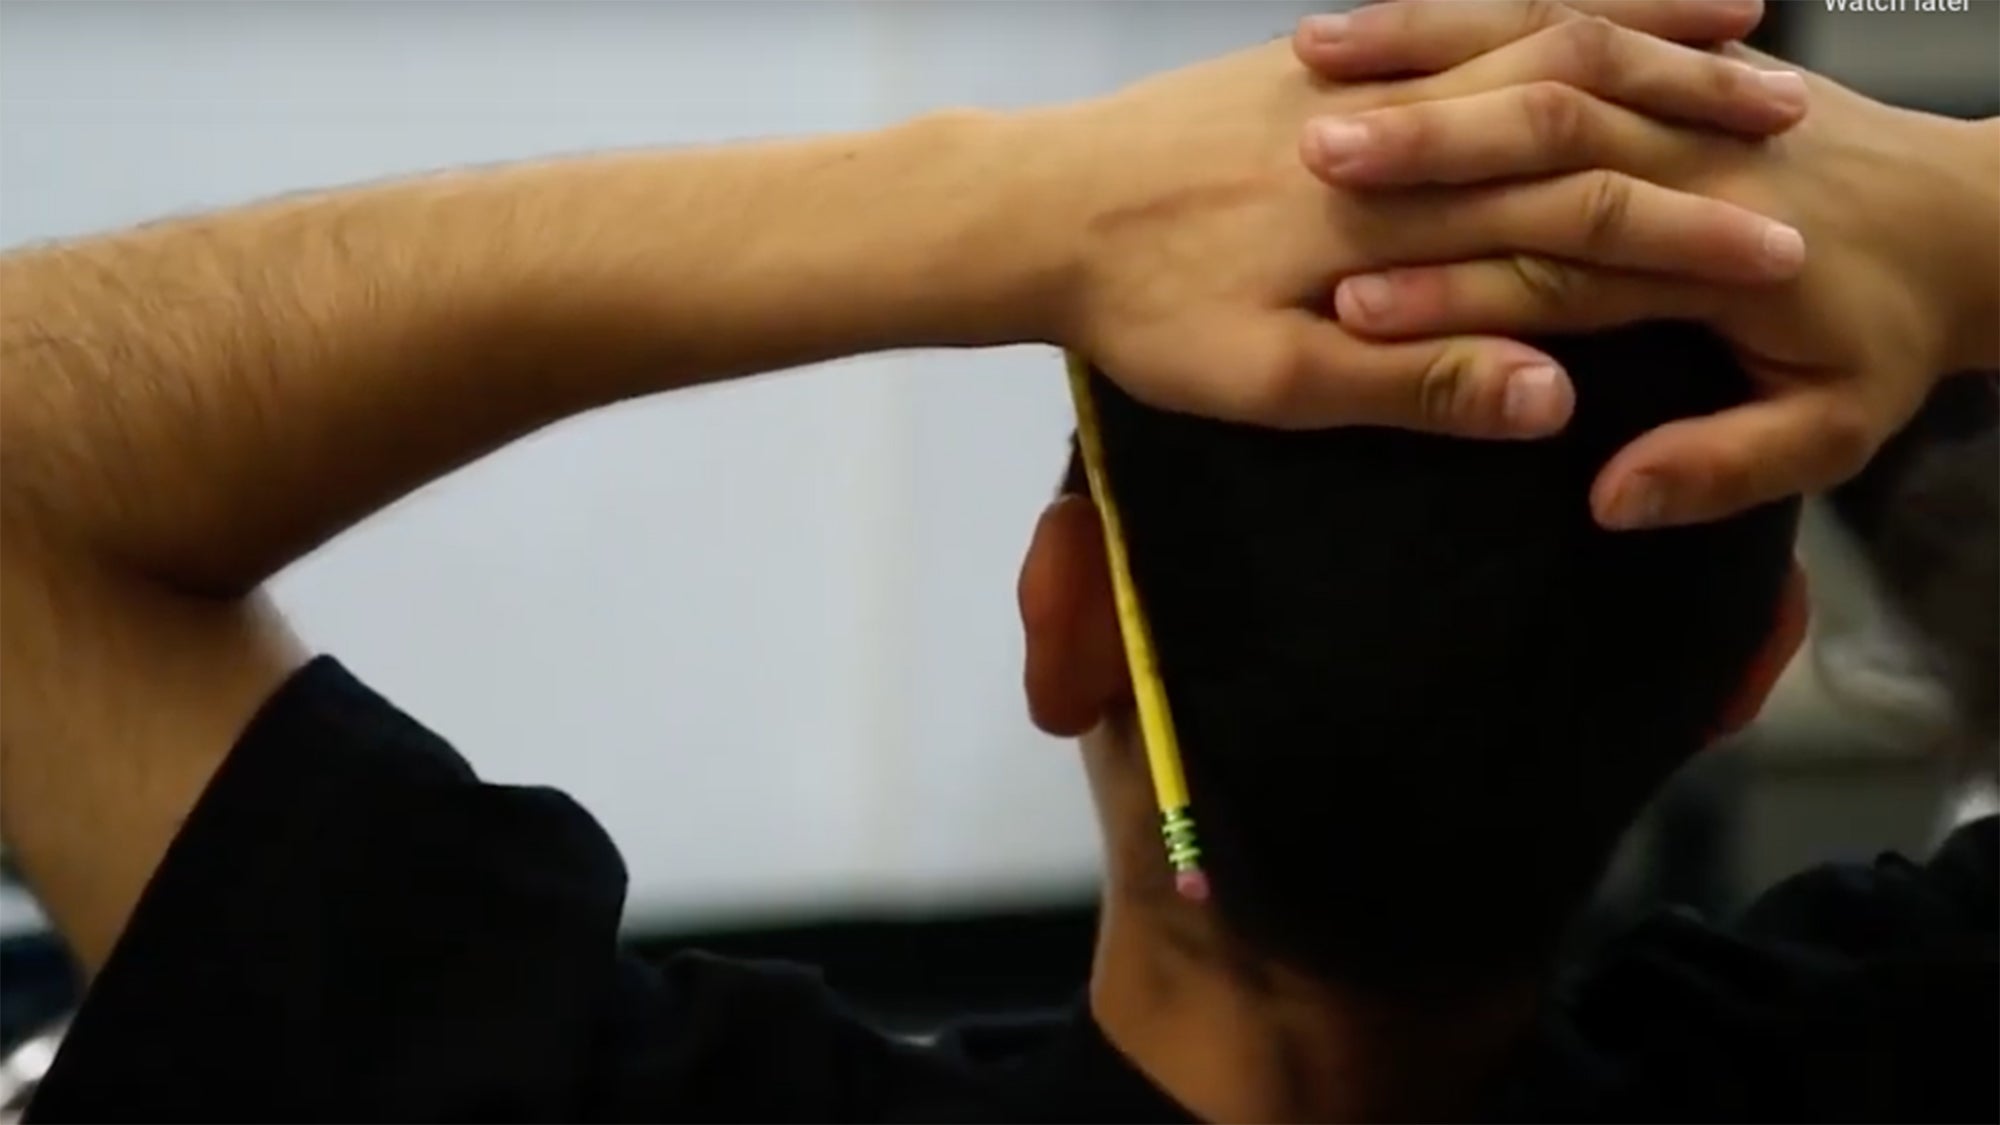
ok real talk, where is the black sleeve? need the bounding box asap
[1737,813,1996,956]
[1545,816,1998,1122]
[27,658,906,1123]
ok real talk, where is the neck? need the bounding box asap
[1087,887,1536,1123]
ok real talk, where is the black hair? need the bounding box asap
[1064,322,1799,994]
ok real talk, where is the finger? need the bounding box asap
[1296,1,1567,82]
[1560,0,1763,40]
[1590,390,1886,528]
[1429,14,1807,136]
[1350,171,1803,284]
[1298,1,1763,82]
[1304,82,1712,187]
[1186,311,1577,437]
[1331,258,1720,339]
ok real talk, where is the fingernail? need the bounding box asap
[1761,222,1806,275]
[1340,274,1394,320]
[1606,475,1668,530]
[1503,365,1569,436]
[1307,118,1372,171]
[1753,68,1808,113]
[1301,13,1350,43]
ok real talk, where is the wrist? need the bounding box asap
[467,108,1083,380]
[920,106,1089,349]
[731,105,1086,352]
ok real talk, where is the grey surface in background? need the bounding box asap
[1796,0,1999,109]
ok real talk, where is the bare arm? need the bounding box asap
[0,108,1074,971]
[0,114,1061,601]
[0,17,1801,973]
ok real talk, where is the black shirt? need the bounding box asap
[28,659,1999,1121]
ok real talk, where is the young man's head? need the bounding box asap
[1018,322,1805,996]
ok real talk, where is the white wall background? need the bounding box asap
[0,0,1318,932]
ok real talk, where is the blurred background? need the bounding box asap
[1,0,1995,1102]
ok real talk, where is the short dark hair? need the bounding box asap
[1065,322,1799,993]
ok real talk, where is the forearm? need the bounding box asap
[0,109,1068,596]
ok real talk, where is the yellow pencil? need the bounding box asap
[1063,352,1209,902]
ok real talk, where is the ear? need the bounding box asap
[1715,562,1811,735]
[1018,496,1130,737]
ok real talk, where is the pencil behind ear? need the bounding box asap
[1064,353,1207,901]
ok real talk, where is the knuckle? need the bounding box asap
[1710,57,1756,104]
[1243,330,1317,421]
[1505,254,1585,310]
[1416,346,1479,429]
[1517,0,1571,37]
[1701,447,1759,510]
[1375,105,1432,165]
[1555,16,1620,90]
[1577,170,1635,253]
[1521,80,1589,155]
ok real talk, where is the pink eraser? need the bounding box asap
[1174,869,1210,902]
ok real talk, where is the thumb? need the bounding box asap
[1592,386,1886,529]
